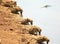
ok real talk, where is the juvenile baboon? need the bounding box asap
[29,26,42,35]
[36,36,50,44]
[21,18,33,25]
[11,6,23,16]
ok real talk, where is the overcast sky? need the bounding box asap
[16,0,60,44]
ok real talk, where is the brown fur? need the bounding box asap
[1,1,16,7]
[21,18,33,25]
[11,6,23,16]
[36,36,50,44]
[29,26,42,35]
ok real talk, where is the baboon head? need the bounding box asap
[43,36,50,44]
[15,6,23,15]
[27,18,33,25]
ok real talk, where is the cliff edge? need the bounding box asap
[0,0,50,44]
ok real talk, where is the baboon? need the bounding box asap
[21,18,33,25]
[36,36,50,44]
[29,26,42,35]
[1,1,23,16]
[11,6,23,16]
[1,1,16,7]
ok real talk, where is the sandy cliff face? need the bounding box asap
[0,0,50,44]
[2,0,13,2]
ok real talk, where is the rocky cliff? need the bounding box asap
[0,0,50,44]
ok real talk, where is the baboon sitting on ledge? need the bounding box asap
[11,6,23,17]
[21,18,33,25]
[1,1,16,7]
[37,36,49,44]
[0,1,23,16]
[29,26,42,35]
[33,36,50,44]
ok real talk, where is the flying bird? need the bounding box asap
[42,5,51,8]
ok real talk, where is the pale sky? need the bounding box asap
[16,0,60,44]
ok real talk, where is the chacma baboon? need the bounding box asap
[21,18,33,25]
[29,26,42,35]
[11,6,23,16]
[36,36,50,44]
[1,1,16,7]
